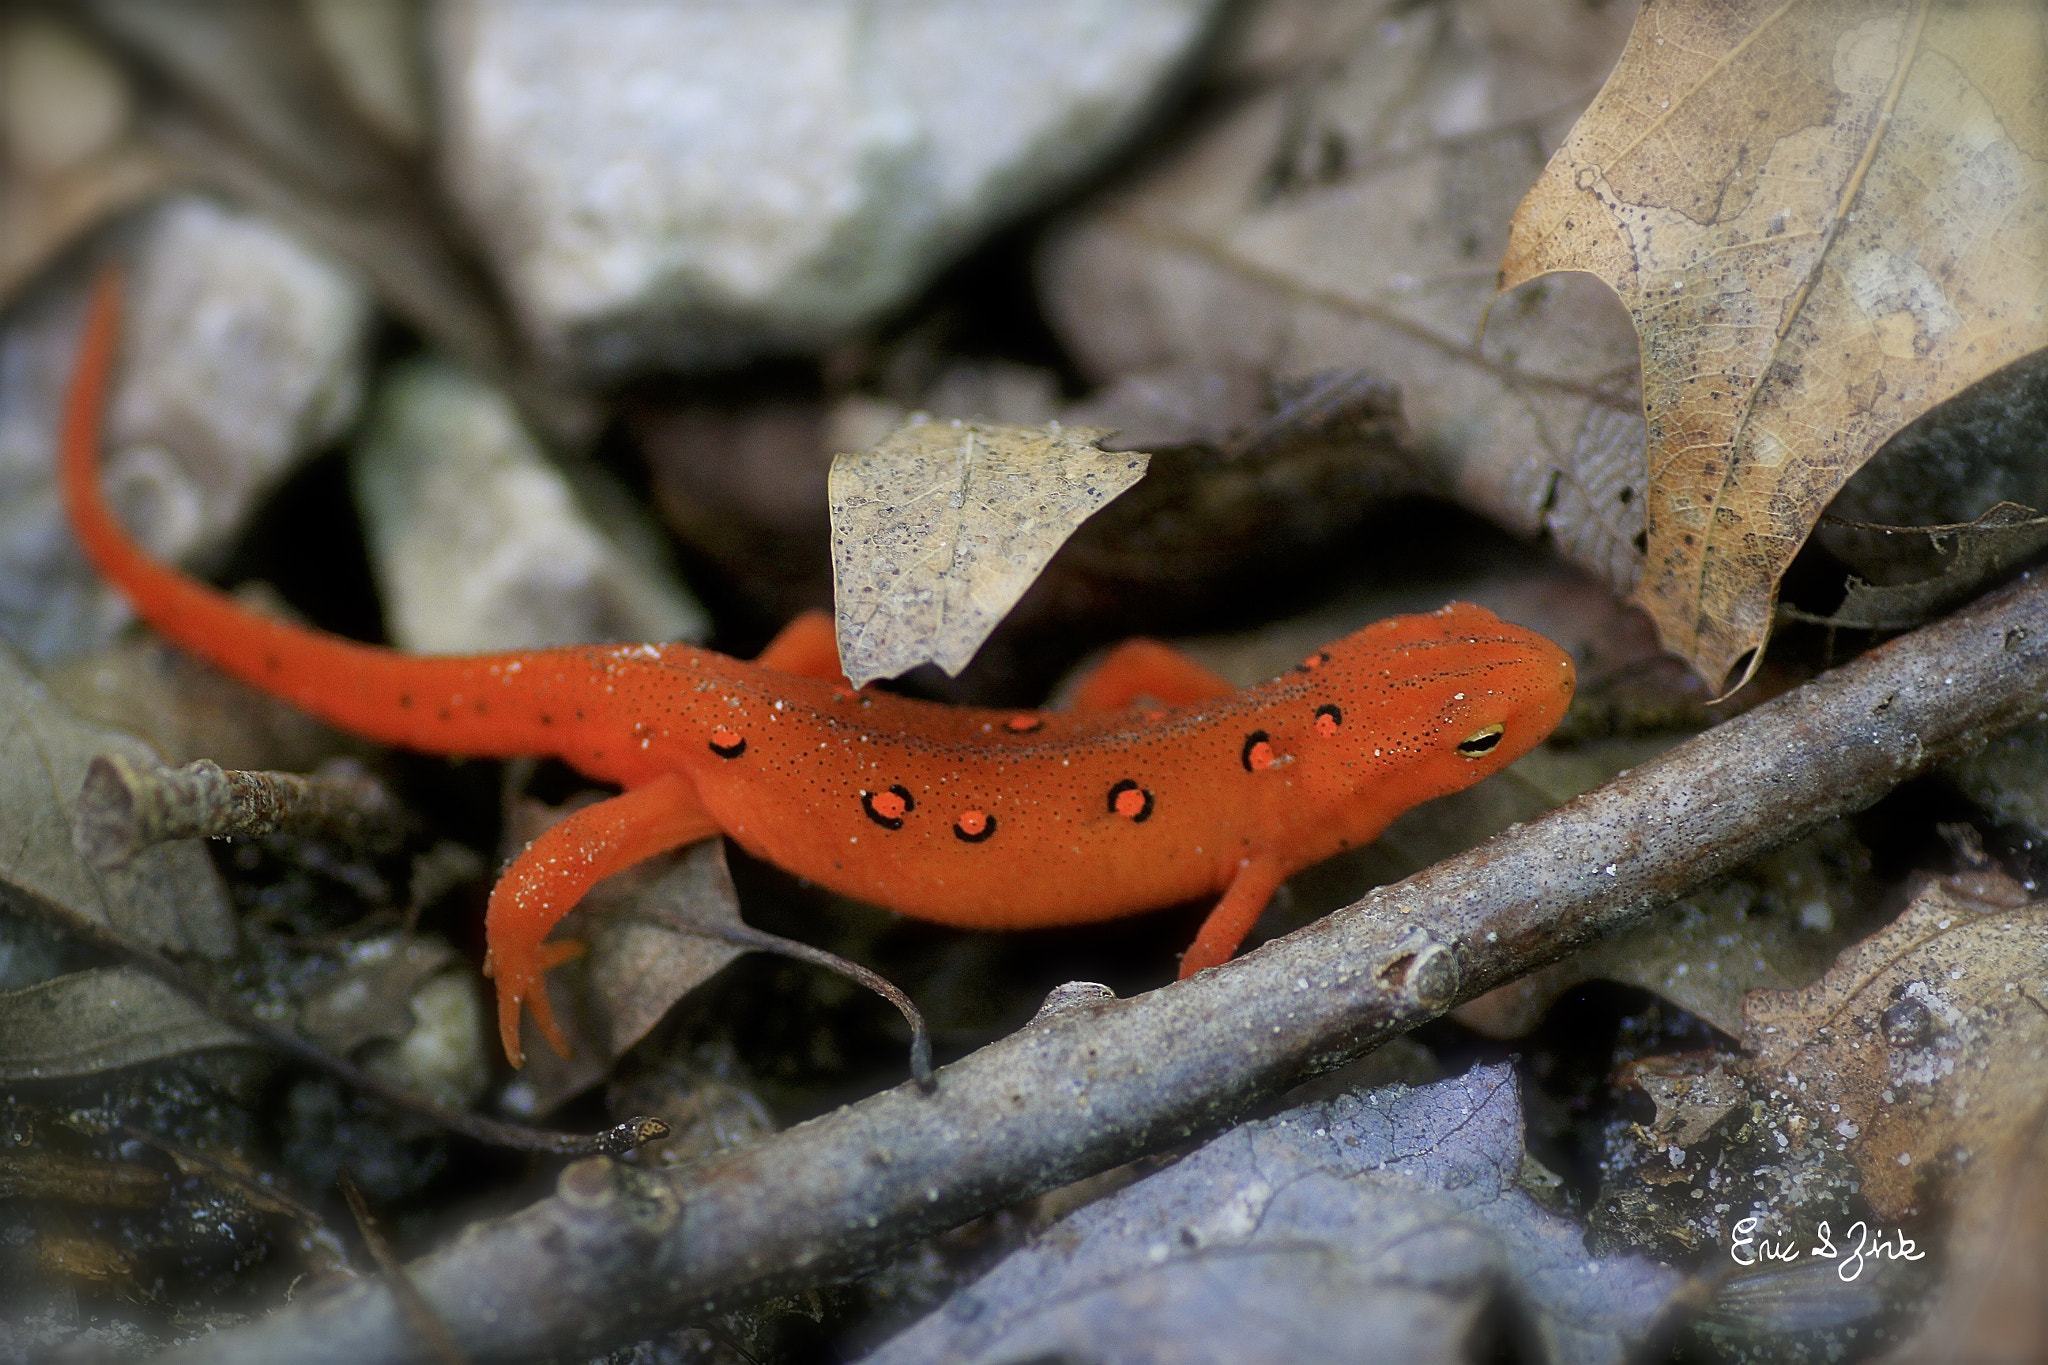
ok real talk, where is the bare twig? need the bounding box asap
[74,753,410,869]
[340,1172,469,1365]
[24,891,667,1160]
[148,572,2048,1365]
[632,903,934,1090]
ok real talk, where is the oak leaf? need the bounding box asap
[1742,879,2048,1220]
[1502,0,2048,691]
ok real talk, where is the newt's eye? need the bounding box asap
[861,785,914,829]
[1456,723,1505,758]
[1313,704,1342,736]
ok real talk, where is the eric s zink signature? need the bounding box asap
[1729,1216,1926,1282]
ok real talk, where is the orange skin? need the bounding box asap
[60,273,1576,1065]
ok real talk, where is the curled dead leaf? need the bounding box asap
[1503,1,2048,690]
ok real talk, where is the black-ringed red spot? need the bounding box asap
[861,785,914,830]
[953,810,997,843]
[1314,704,1343,737]
[1294,649,1332,674]
[1107,779,1154,823]
[1240,730,1275,772]
[1005,714,1043,733]
[708,728,747,759]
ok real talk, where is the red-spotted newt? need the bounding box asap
[60,273,1576,1065]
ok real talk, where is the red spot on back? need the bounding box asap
[1006,714,1043,733]
[1314,710,1340,737]
[958,810,987,834]
[1246,739,1275,770]
[871,790,908,821]
[1114,787,1147,818]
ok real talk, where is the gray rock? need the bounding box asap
[434,0,1223,376]
[0,194,371,661]
[350,357,708,653]
[1947,718,2048,842]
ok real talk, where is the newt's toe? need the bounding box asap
[491,938,585,1066]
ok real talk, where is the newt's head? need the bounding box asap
[1279,603,1576,851]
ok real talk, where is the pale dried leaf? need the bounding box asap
[1742,880,2048,1219]
[0,966,245,1079]
[1502,1,2048,689]
[0,640,232,957]
[865,1063,1680,1365]
[829,419,1147,686]
[1039,0,1645,595]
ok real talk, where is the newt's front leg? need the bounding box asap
[486,772,720,1065]
[1179,856,1288,978]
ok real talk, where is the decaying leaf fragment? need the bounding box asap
[0,967,246,1080]
[1793,502,2048,631]
[1502,1,2048,690]
[1742,879,2048,1219]
[506,826,748,1113]
[866,1064,1680,1365]
[829,419,1146,686]
[0,639,232,958]
[1038,0,1647,597]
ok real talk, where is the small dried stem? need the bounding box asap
[74,753,410,869]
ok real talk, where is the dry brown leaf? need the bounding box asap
[1877,1096,2048,1364]
[1742,879,2048,1219]
[508,832,746,1115]
[1502,1,2048,690]
[828,418,1147,687]
[1038,0,1646,597]
[0,967,246,1080]
[0,640,232,958]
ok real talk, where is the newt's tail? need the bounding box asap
[60,270,579,758]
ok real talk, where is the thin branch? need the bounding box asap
[26,891,666,1159]
[340,1171,470,1365]
[632,904,934,1090]
[74,753,410,868]
[148,571,2048,1365]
